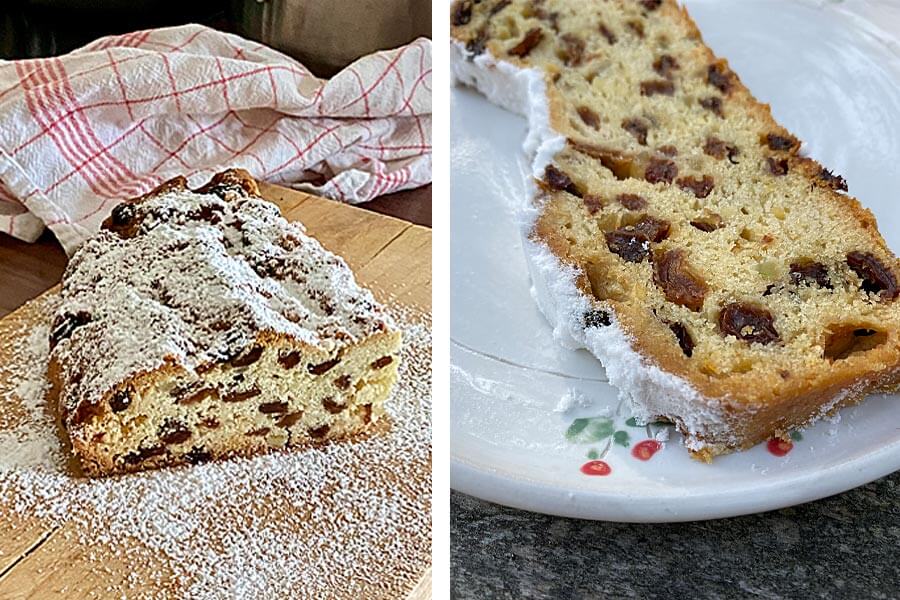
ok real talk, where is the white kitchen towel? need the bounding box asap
[0,25,432,254]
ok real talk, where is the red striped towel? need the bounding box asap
[0,25,431,254]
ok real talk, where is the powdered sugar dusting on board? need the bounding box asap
[0,294,430,599]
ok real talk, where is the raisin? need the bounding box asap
[626,20,645,38]
[247,427,270,437]
[50,311,92,350]
[676,175,715,199]
[231,345,263,367]
[309,424,330,439]
[177,386,217,405]
[653,54,679,78]
[323,397,346,414]
[847,251,899,299]
[617,193,647,210]
[543,165,581,196]
[690,214,724,232]
[598,23,617,45]
[509,28,543,57]
[583,195,604,215]
[309,358,340,375]
[819,168,848,192]
[110,202,136,226]
[766,133,799,152]
[451,0,472,26]
[276,411,303,428]
[703,137,738,162]
[559,33,585,66]
[707,63,734,94]
[584,309,611,328]
[718,302,780,345]
[668,322,694,357]
[278,351,302,369]
[185,447,212,465]
[577,106,601,130]
[360,404,374,424]
[159,419,192,445]
[371,356,394,369]
[633,216,671,242]
[200,417,220,429]
[653,249,708,312]
[640,0,662,10]
[640,79,675,96]
[259,401,289,414]
[606,230,650,263]
[656,145,678,157]
[124,446,165,465]
[767,157,789,176]
[109,388,132,413]
[622,118,649,145]
[699,96,724,117]
[644,158,678,184]
[223,387,262,403]
[789,261,832,288]
[71,401,102,426]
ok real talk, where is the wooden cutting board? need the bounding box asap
[0,184,431,599]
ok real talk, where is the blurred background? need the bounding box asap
[0,0,431,77]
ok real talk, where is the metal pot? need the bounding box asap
[230,0,431,77]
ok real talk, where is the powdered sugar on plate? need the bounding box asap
[0,293,431,599]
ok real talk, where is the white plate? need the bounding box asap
[450,0,900,521]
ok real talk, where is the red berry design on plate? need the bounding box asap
[580,460,612,476]
[767,438,793,456]
[631,439,662,461]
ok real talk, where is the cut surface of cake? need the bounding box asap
[48,169,402,476]
[451,0,900,459]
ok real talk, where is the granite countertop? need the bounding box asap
[451,473,900,599]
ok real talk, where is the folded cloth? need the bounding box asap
[0,25,431,254]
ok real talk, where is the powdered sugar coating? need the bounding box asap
[50,173,390,427]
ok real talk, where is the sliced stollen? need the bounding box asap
[48,169,402,476]
[451,0,900,459]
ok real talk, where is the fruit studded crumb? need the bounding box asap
[0,293,431,599]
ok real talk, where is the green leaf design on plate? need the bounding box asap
[625,417,639,427]
[587,449,599,459]
[613,430,630,447]
[790,431,803,442]
[566,417,615,444]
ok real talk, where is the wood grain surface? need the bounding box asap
[0,184,431,599]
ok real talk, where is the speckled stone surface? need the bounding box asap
[451,473,900,599]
